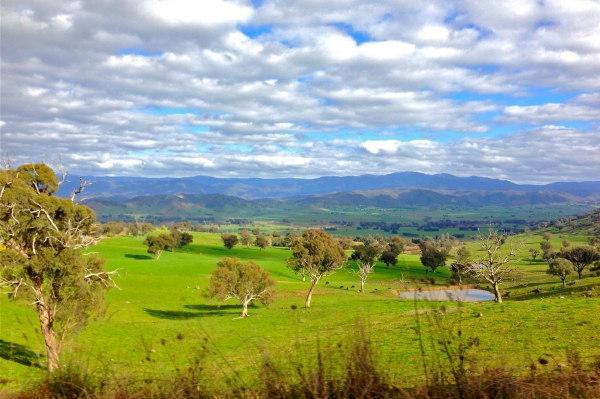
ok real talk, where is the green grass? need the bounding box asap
[1,232,600,393]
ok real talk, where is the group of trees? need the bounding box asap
[143,227,193,259]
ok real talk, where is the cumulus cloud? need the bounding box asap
[1,0,599,183]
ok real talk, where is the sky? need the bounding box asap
[1,0,599,184]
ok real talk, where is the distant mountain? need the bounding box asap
[57,172,600,201]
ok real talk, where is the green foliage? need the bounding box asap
[205,257,276,317]
[221,233,239,252]
[379,251,398,268]
[419,241,448,272]
[450,246,471,285]
[144,234,174,259]
[547,258,573,288]
[559,245,600,279]
[254,235,268,250]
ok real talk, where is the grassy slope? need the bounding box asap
[1,232,599,392]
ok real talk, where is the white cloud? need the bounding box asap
[1,0,599,183]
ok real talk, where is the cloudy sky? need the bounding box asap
[2,0,599,183]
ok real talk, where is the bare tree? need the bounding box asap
[469,227,525,303]
[350,244,379,292]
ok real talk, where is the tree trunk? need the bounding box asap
[305,280,317,308]
[493,282,502,303]
[360,279,365,292]
[241,301,249,317]
[35,288,59,371]
[562,279,566,289]
[577,269,583,279]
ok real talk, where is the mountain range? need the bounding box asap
[57,172,600,201]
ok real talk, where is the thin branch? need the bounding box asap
[84,269,121,290]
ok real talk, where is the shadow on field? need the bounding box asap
[0,339,43,368]
[144,304,243,319]
[125,254,154,260]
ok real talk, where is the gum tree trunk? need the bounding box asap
[35,287,59,371]
[493,282,502,303]
[305,280,317,308]
[241,300,250,317]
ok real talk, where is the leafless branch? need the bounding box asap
[70,177,92,202]
[84,269,121,290]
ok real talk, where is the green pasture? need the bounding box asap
[1,231,600,392]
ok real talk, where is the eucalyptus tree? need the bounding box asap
[287,230,347,307]
[0,162,117,371]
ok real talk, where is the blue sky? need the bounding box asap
[1,0,599,183]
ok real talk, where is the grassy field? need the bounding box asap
[1,231,600,393]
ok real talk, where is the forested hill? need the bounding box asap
[58,172,600,201]
[84,189,599,223]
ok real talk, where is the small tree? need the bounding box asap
[543,232,552,242]
[254,235,268,250]
[205,257,276,317]
[170,227,193,250]
[380,251,398,268]
[350,245,379,292]
[540,241,554,263]
[562,239,571,249]
[547,258,573,289]
[144,234,173,259]
[419,241,448,273]
[221,233,239,252]
[240,230,253,248]
[528,249,539,264]
[287,230,347,307]
[284,232,298,249]
[560,246,600,279]
[470,227,525,303]
[450,246,471,285]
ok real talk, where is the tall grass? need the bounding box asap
[8,319,600,399]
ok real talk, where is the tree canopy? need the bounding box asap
[205,257,276,317]
[144,234,174,259]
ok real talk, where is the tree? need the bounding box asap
[470,227,525,303]
[380,251,398,268]
[254,235,268,250]
[251,227,261,236]
[239,230,253,248]
[560,246,600,279]
[528,249,539,264]
[388,235,405,255]
[547,258,573,289]
[450,246,471,285]
[350,244,379,292]
[170,227,193,250]
[419,241,448,273]
[287,230,347,307]
[543,232,552,242]
[205,257,276,317]
[562,239,571,249]
[0,162,117,372]
[144,234,173,259]
[284,232,298,249]
[221,233,239,252]
[540,241,554,263]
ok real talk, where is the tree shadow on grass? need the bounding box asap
[0,340,43,368]
[125,254,153,260]
[144,304,243,320]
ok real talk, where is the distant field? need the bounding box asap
[1,231,600,392]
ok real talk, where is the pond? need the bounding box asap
[398,288,495,302]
